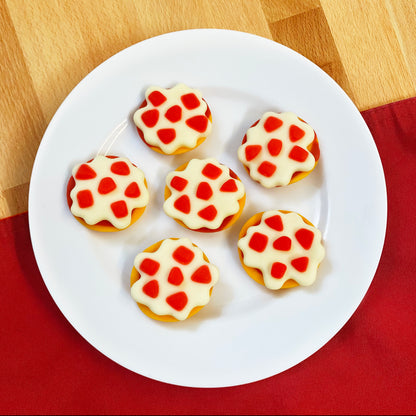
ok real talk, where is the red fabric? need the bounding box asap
[1,98,416,415]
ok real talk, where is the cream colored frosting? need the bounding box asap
[163,158,245,230]
[133,83,212,154]
[131,238,219,321]
[237,112,316,187]
[238,210,325,290]
[70,155,149,229]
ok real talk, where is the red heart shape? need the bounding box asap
[191,265,212,284]
[75,164,97,180]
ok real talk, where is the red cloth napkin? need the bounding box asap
[1,98,415,415]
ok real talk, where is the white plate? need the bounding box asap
[28,29,387,388]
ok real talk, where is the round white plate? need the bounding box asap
[28,29,387,388]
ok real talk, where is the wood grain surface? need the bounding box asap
[1,0,415,219]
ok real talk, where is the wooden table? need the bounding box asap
[1,0,415,220]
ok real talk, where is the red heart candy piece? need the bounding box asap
[264,116,283,132]
[139,258,160,276]
[174,195,191,214]
[295,228,315,250]
[245,145,261,161]
[110,200,128,218]
[289,125,305,142]
[220,179,238,192]
[124,182,141,198]
[273,236,292,251]
[76,190,94,208]
[148,90,167,107]
[265,215,283,231]
[165,105,182,123]
[173,245,195,265]
[202,163,222,179]
[196,182,213,200]
[257,161,276,177]
[267,139,283,156]
[141,109,159,127]
[291,257,309,272]
[166,291,188,311]
[157,128,176,144]
[142,280,159,298]
[170,176,188,191]
[111,161,130,176]
[271,262,287,279]
[181,93,200,110]
[197,205,217,221]
[289,145,309,162]
[248,232,268,253]
[191,265,212,284]
[75,164,97,180]
[186,115,208,132]
[98,177,117,195]
[168,267,184,286]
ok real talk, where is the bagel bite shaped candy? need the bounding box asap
[163,158,246,232]
[130,238,219,322]
[133,83,212,155]
[67,155,149,231]
[238,210,325,290]
[238,112,320,188]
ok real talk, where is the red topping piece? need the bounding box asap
[186,115,208,132]
[291,257,309,272]
[265,215,283,231]
[264,116,283,132]
[111,200,128,218]
[220,179,238,192]
[174,195,191,214]
[148,90,167,107]
[75,164,97,180]
[191,265,212,284]
[77,190,94,208]
[165,105,182,123]
[289,145,309,162]
[271,262,287,279]
[258,161,277,177]
[168,267,184,286]
[245,145,262,161]
[197,205,217,221]
[289,125,305,142]
[196,182,213,200]
[142,280,159,298]
[202,163,222,179]
[267,139,283,157]
[98,177,116,195]
[273,236,292,251]
[166,291,188,311]
[157,128,176,144]
[173,245,195,265]
[124,182,141,198]
[140,258,160,276]
[248,232,268,253]
[295,228,315,250]
[170,176,188,191]
[111,161,130,176]
[141,109,159,127]
[181,93,200,110]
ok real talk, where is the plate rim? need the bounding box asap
[28,28,387,388]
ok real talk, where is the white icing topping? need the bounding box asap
[163,158,245,230]
[237,211,325,290]
[133,83,212,154]
[70,155,149,229]
[131,238,219,321]
[237,112,316,187]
